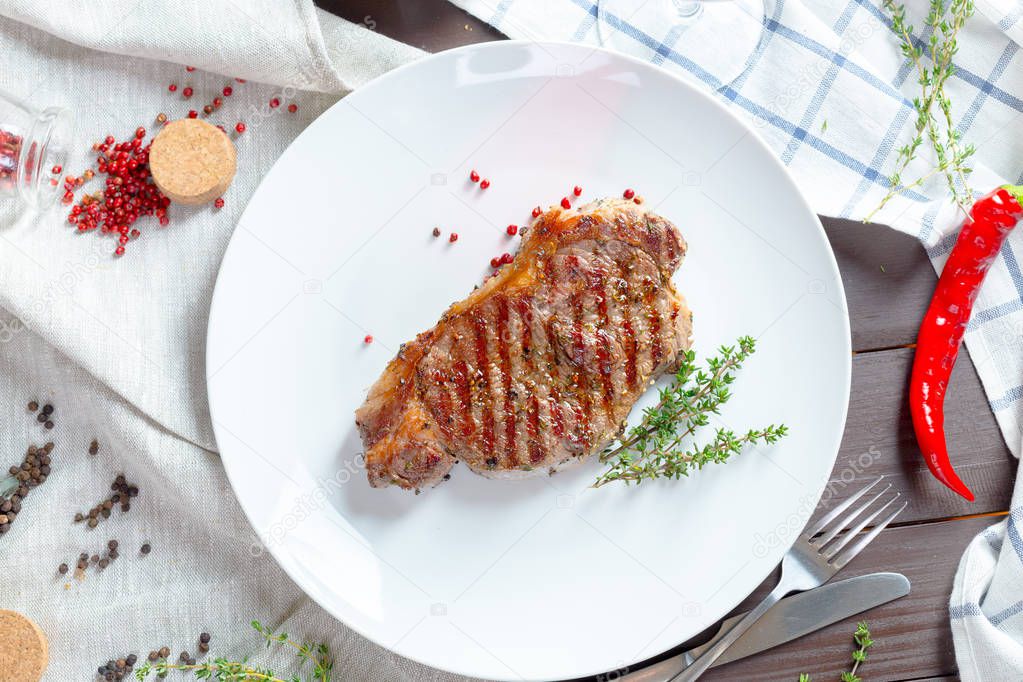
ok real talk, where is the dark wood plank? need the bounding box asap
[820,346,1015,524]
[822,218,937,352]
[695,516,996,681]
[316,0,504,52]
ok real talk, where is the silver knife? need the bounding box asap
[619,572,910,681]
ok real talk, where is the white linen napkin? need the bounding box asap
[445,0,1023,679]
[0,3,464,681]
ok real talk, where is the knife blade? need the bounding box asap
[618,572,910,682]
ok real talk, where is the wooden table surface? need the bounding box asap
[318,3,1018,680]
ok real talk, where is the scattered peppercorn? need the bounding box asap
[269,97,280,108]
[223,86,233,97]
[182,87,193,98]
[479,178,490,189]
[187,110,198,119]
[140,543,151,555]
[214,197,225,209]
[623,188,635,199]
[27,401,37,412]
[449,232,458,243]
[0,441,53,535]
[573,185,582,196]
[77,475,138,528]
[506,224,518,236]
[432,227,441,237]
[203,104,214,115]
[532,206,542,218]
[58,563,68,575]
[560,197,571,209]
[44,421,53,430]
[199,632,211,644]
[89,439,99,456]
[363,335,373,345]
[469,170,480,183]
[168,84,177,92]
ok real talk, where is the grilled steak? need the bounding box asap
[355,198,693,490]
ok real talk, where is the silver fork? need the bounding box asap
[672,477,906,681]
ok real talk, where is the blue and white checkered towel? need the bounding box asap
[448,0,1023,677]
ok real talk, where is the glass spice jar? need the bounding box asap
[0,88,72,211]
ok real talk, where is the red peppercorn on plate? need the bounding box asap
[206,42,850,682]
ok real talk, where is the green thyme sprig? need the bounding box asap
[797,621,875,682]
[867,0,976,221]
[134,621,333,682]
[594,336,787,487]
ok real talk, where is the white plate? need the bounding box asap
[207,42,850,681]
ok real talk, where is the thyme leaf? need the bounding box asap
[594,336,787,487]
[867,0,976,221]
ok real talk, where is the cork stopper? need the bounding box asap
[149,119,237,205]
[0,610,48,682]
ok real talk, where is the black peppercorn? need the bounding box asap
[41,404,53,415]
[36,413,46,423]
[44,421,53,429]
[27,401,38,411]
[140,543,151,555]
[89,439,99,456]
[58,563,68,574]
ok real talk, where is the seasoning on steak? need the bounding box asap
[355,198,693,490]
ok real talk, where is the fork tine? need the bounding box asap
[805,476,883,540]
[822,493,900,560]
[814,484,892,548]
[830,500,908,569]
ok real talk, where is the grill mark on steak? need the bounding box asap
[570,291,593,448]
[526,395,543,464]
[644,280,663,367]
[592,267,616,415]
[432,368,455,440]
[516,296,534,371]
[544,317,567,439]
[496,296,518,466]
[452,356,475,439]
[472,314,496,457]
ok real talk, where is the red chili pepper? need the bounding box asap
[910,185,1023,501]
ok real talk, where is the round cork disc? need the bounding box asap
[149,118,237,205]
[0,610,48,682]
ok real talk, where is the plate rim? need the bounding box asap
[206,39,852,681]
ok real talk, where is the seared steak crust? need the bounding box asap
[355,198,692,490]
